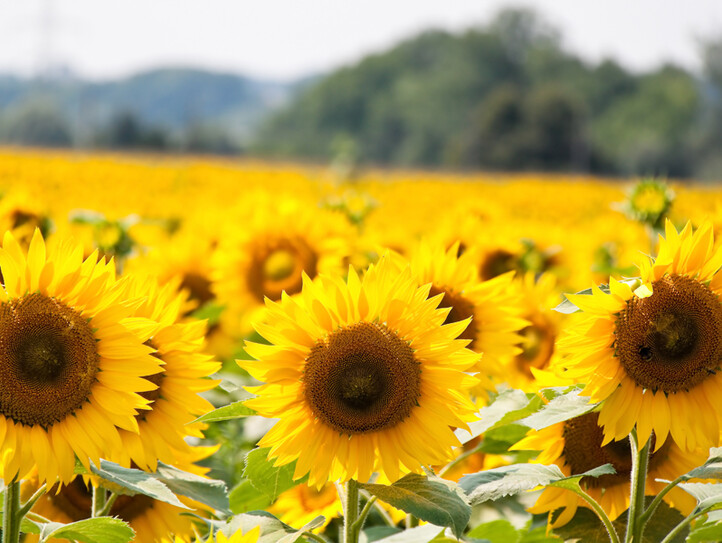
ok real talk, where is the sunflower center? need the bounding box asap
[180,272,214,307]
[480,250,517,280]
[0,293,100,428]
[428,285,478,347]
[49,479,154,523]
[615,274,722,393]
[303,321,421,435]
[562,411,669,489]
[248,237,318,302]
[515,314,556,376]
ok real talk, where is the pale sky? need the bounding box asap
[0,0,721,81]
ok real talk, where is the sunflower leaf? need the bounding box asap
[358,473,471,538]
[455,389,542,445]
[518,388,598,431]
[90,460,190,509]
[37,517,134,543]
[467,519,521,542]
[191,400,256,424]
[154,461,230,515]
[677,483,722,514]
[370,524,444,542]
[459,463,613,505]
[243,447,307,502]
[217,512,297,543]
[229,480,273,514]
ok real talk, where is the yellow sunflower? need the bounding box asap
[559,221,722,451]
[505,273,565,390]
[108,275,221,471]
[390,241,526,398]
[512,410,701,527]
[212,196,354,338]
[0,230,162,484]
[240,256,480,487]
[269,483,342,531]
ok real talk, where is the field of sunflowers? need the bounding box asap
[2,148,722,543]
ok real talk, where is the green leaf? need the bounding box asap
[192,400,256,424]
[153,461,230,514]
[372,524,444,542]
[518,388,598,431]
[459,463,614,505]
[359,473,471,538]
[678,483,722,514]
[360,526,402,542]
[230,480,272,514]
[551,507,619,543]
[190,302,226,326]
[547,464,615,491]
[479,424,531,454]
[455,389,542,445]
[689,520,722,543]
[518,525,561,542]
[243,447,306,501]
[90,460,189,509]
[467,519,520,543]
[216,512,297,543]
[38,517,134,543]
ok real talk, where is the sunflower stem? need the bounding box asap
[625,428,650,543]
[639,475,685,527]
[570,486,621,543]
[17,483,47,520]
[91,485,107,518]
[97,492,119,517]
[342,479,360,543]
[2,479,22,543]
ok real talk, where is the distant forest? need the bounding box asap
[2,8,722,179]
[254,9,722,180]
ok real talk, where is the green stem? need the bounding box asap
[438,442,484,478]
[639,475,685,527]
[625,429,650,543]
[301,532,332,543]
[659,507,713,543]
[97,492,119,517]
[2,479,21,543]
[371,498,396,526]
[17,483,47,519]
[351,496,377,533]
[573,487,621,543]
[343,479,360,543]
[91,485,107,518]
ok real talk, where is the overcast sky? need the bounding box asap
[1,0,721,81]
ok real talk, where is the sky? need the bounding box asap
[0,0,721,81]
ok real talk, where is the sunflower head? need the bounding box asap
[241,256,480,487]
[625,178,674,229]
[558,221,722,452]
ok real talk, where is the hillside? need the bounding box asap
[253,9,721,179]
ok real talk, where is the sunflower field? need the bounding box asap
[2,148,722,543]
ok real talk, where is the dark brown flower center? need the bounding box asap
[0,293,99,428]
[180,272,214,307]
[515,313,556,377]
[480,250,517,281]
[247,237,318,302]
[303,322,421,435]
[615,274,722,393]
[48,478,154,523]
[428,285,478,348]
[562,411,669,489]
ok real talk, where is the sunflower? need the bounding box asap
[107,275,221,471]
[212,196,354,338]
[240,256,480,487]
[389,240,526,398]
[559,221,722,451]
[0,230,162,484]
[269,483,343,531]
[0,190,51,248]
[505,273,565,390]
[512,410,701,527]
